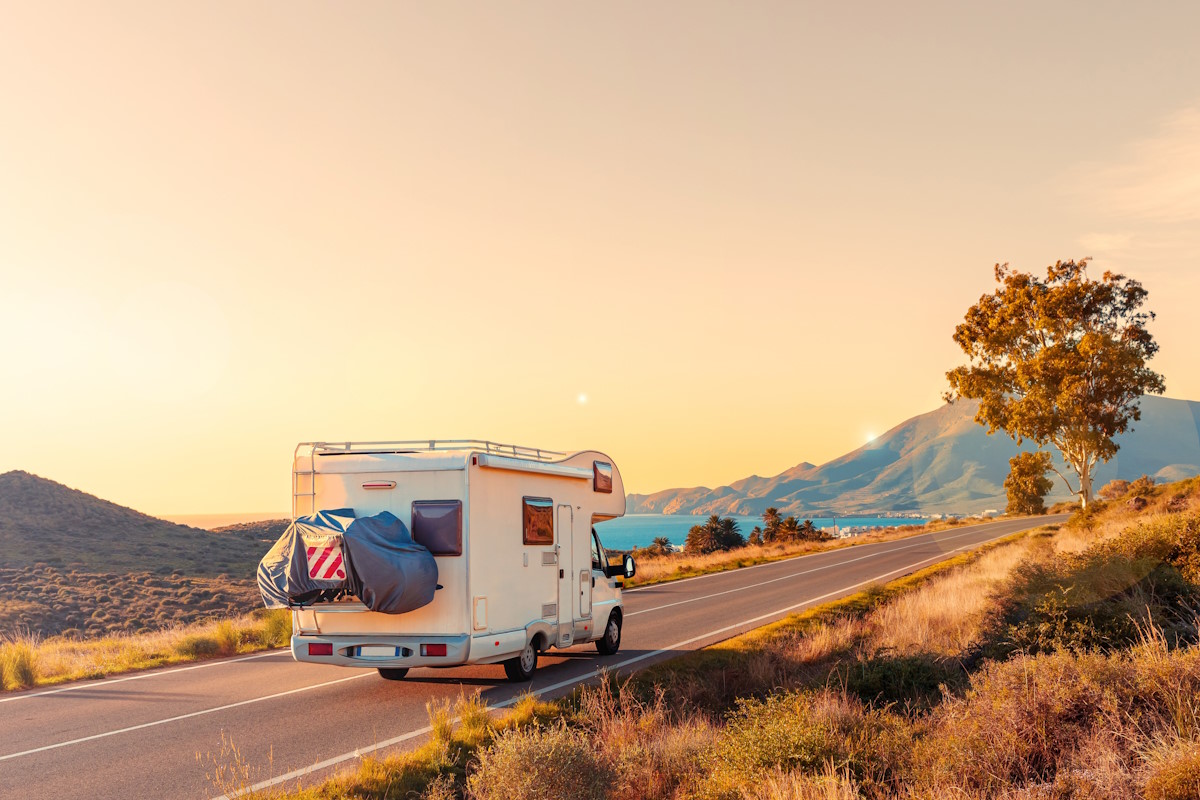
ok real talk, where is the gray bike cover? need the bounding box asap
[257,509,438,614]
[343,511,439,614]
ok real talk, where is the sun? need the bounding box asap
[577,393,588,405]
[864,431,877,443]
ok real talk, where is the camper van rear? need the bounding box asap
[273,441,634,682]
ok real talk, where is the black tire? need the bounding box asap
[596,612,622,655]
[377,667,409,681]
[503,640,538,682]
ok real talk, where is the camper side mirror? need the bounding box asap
[604,555,636,580]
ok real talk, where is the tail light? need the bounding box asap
[308,643,334,656]
[420,643,447,657]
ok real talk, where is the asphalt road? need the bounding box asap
[0,515,1064,800]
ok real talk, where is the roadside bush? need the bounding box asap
[1130,474,1158,497]
[466,723,613,800]
[835,653,960,708]
[254,609,292,647]
[704,690,910,797]
[1099,479,1132,500]
[0,638,40,689]
[1001,514,1200,654]
[214,620,240,656]
[174,633,220,658]
[1065,499,1109,531]
[914,642,1200,796]
[572,679,716,799]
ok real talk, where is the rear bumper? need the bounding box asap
[291,633,470,669]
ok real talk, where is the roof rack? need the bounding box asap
[296,440,565,462]
[291,440,567,520]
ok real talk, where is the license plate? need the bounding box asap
[358,645,399,657]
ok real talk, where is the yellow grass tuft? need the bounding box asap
[0,635,40,689]
[2,608,293,691]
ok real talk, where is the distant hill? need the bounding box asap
[0,471,272,574]
[628,395,1200,516]
[0,471,281,637]
[212,517,291,541]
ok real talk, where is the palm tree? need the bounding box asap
[650,536,672,555]
[716,516,745,550]
[685,523,718,554]
[761,508,782,542]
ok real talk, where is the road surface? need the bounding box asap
[0,515,1063,800]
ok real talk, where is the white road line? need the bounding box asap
[0,673,372,762]
[625,523,1003,617]
[214,527,1021,799]
[0,649,288,705]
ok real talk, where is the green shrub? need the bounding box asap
[837,653,960,708]
[175,633,220,658]
[466,723,612,800]
[706,690,909,794]
[255,609,292,648]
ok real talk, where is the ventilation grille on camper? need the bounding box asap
[541,552,557,565]
[542,603,557,618]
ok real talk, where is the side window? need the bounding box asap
[412,501,463,556]
[593,461,613,493]
[590,530,603,571]
[522,497,554,545]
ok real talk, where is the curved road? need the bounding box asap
[0,516,1063,800]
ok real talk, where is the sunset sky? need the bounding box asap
[3,2,1199,517]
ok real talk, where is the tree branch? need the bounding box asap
[1048,464,1078,498]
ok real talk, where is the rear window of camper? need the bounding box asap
[412,500,463,556]
[522,497,554,545]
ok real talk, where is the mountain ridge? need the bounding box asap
[627,395,1200,516]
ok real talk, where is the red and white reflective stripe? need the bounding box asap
[305,543,346,580]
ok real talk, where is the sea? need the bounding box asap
[594,513,927,551]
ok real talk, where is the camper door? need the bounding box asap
[556,504,574,647]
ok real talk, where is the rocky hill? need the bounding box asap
[628,395,1200,516]
[0,471,279,637]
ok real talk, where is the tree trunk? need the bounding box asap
[1077,459,1093,508]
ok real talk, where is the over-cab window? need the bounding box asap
[522,497,554,545]
[412,500,463,556]
[593,461,613,493]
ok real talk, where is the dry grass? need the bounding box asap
[1,608,292,691]
[869,535,1036,657]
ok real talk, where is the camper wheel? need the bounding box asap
[377,668,409,681]
[596,611,622,655]
[503,639,539,682]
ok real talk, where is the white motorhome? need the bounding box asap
[287,440,635,681]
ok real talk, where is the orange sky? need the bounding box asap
[3,2,1199,515]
